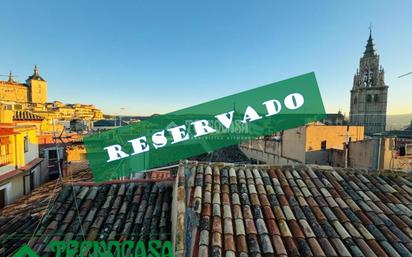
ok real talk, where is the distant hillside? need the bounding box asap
[387,113,412,130]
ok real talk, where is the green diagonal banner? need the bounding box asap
[84,72,326,182]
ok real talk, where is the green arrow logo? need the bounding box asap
[12,245,39,257]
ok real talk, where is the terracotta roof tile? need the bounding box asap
[181,163,412,257]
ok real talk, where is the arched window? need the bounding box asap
[353,97,357,104]
[374,94,379,102]
[366,95,372,103]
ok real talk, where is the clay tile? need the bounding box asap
[236,234,248,252]
[380,226,400,244]
[332,220,351,239]
[355,238,377,257]
[229,184,238,194]
[283,206,296,221]
[321,207,337,222]
[267,169,277,178]
[229,168,236,177]
[330,238,351,257]
[272,235,287,256]
[266,185,275,196]
[355,223,374,240]
[266,219,280,236]
[299,219,316,238]
[229,177,237,185]
[233,205,243,219]
[222,193,230,205]
[306,197,318,208]
[278,195,288,207]
[366,240,389,257]
[307,238,326,257]
[275,185,285,195]
[199,245,209,257]
[213,175,221,185]
[255,218,268,235]
[223,205,232,219]
[224,218,234,235]
[204,191,212,204]
[205,166,213,175]
[356,210,372,225]
[289,219,304,239]
[297,196,309,207]
[213,184,221,193]
[245,218,258,234]
[230,193,240,206]
[274,206,286,220]
[247,234,261,253]
[278,219,292,237]
[255,178,264,186]
[333,207,350,223]
[213,216,222,234]
[213,193,221,204]
[235,219,246,236]
[318,238,338,257]
[200,230,210,246]
[225,251,235,257]
[212,232,222,247]
[245,169,253,179]
[326,197,339,208]
[213,203,221,217]
[343,222,362,239]
[268,194,279,206]
[237,169,246,179]
[256,184,266,194]
[223,234,236,252]
[202,203,212,217]
[200,216,211,230]
[316,196,329,208]
[262,206,275,220]
[283,186,294,197]
[250,194,261,206]
[243,205,253,219]
[259,194,270,207]
[205,174,212,184]
[221,184,230,194]
[260,234,274,254]
[252,206,263,219]
[240,193,251,206]
[205,183,212,193]
[213,166,220,176]
[287,237,303,256]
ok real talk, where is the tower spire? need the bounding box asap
[364,25,375,57]
[34,65,39,76]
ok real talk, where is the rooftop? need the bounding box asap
[178,162,412,257]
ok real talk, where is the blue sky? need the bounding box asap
[1,0,411,116]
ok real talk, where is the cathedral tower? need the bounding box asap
[349,29,388,135]
[26,65,48,104]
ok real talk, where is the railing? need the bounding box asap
[0,154,12,167]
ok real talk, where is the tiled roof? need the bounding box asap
[178,162,412,257]
[13,110,44,121]
[1,182,173,256]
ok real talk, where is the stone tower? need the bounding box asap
[26,65,48,104]
[350,29,388,135]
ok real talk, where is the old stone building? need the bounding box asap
[349,30,388,135]
[0,66,103,123]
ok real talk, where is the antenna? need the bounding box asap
[398,71,412,78]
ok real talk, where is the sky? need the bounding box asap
[0,0,411,116]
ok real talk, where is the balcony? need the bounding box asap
[0,154,12,167]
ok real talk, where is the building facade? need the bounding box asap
[240,123,365,165]
[350,30,388,135]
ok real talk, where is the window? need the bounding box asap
[321,140,327,151]
[49,149,58,159]
[353,97,357,104]
[24,136,29,153]
[366,95,372,103]
[374,94,379,102]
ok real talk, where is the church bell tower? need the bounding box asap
[349,29,388,135]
